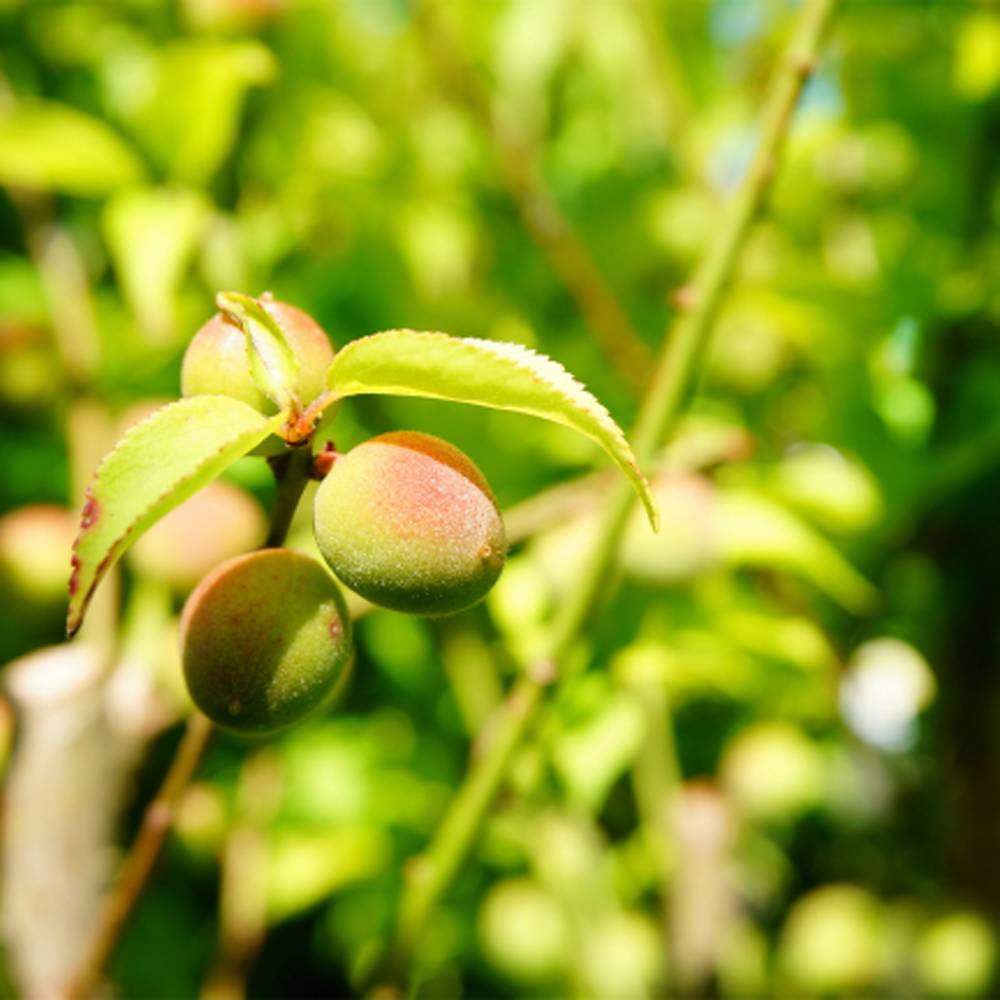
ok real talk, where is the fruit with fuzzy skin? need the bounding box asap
[181,296,334,414]
[129,481,266,592]
[313,431,506,615]
[0,504,77,619]
[180,549,351,735]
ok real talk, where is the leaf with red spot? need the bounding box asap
[67,396,287,637]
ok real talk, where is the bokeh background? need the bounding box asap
[2,0,1000,997]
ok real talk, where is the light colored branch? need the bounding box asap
[378,0,839,984]
[380,676,542,982]
[628,667,682,983]
[1,645,122,999]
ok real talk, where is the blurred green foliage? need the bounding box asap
[2,0,1000,997]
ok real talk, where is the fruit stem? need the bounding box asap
[374,0,840,987]
[265,445,313,548]
[66,712,215,1000]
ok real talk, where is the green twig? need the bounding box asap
[377,0,840,984]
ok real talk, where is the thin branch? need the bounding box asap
[416,0,652,390]
[379,676,543,983]
[376,0,840,984]
[67,444,314,999]
[67,712,215,1000]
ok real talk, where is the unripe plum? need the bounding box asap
[0,504,77,619]
[313,431,506,615]
[129,481,266,592]
[180,548,351,735]
[181,297,334,413]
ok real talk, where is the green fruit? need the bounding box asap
[0,504,77,618]
[313,431,506,616]
[478,878,570,985]
[180,549,351,735]
[779,885,884,995]
[181,297,334,414]
[129,481,266,592]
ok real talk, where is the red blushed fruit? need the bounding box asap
[181,297,334,415]
[180,549,351,735]
[313,431,507,616]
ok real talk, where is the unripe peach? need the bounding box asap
[180,549,351,735]
[128,481,266,592]
[181,298,334,413]
[0,504,76,619]
[313,431,506,615]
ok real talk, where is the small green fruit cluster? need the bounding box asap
[313,431,506,616]
[180,549,351,735]
[174,299,508,738]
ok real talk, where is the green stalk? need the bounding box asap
[265,445,313,548]
[379,0,840,983]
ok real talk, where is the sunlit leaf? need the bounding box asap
[67,396,287,636]
[103,186,210,341]
[325,330,658,529]
[121,39,275,184]
[552,687,645,811]
[266,829,390,923]
[955,13,1000,100]
[0,101,144,195]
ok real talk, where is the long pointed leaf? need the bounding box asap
[325,330,658,528]
[67,396,287,636]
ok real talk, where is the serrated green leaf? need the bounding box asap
[325,331,658,528]
[0,101,145,195]
[217,291,301,413]
[67,396,287,637]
